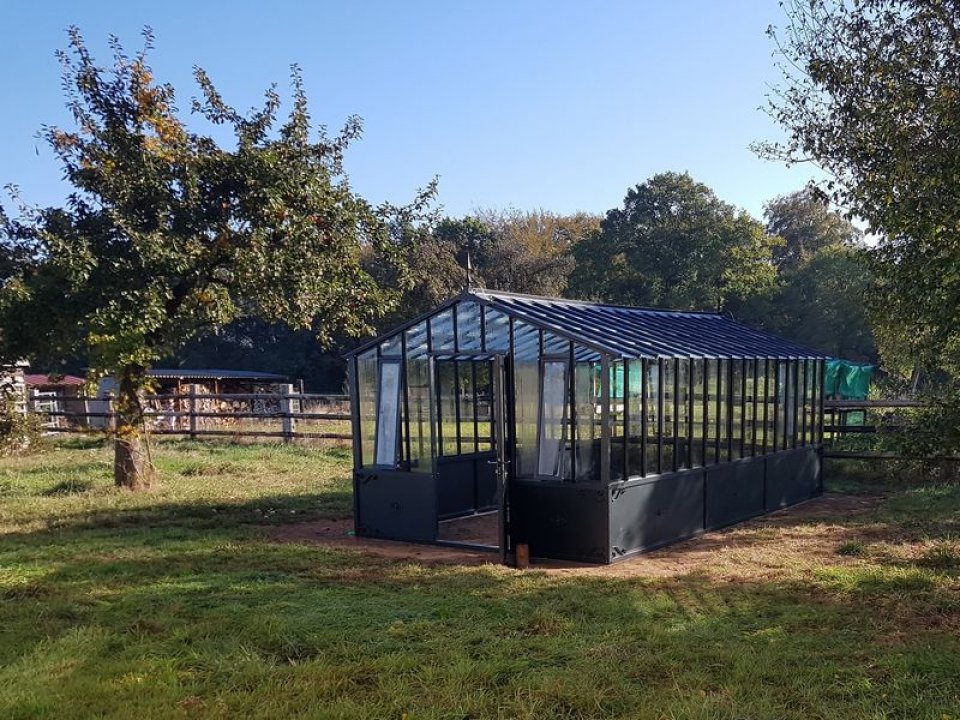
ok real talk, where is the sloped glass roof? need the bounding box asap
[346,289,830,360]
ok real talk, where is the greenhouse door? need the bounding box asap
[433,354,511,561]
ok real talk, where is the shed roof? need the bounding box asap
[347,289,830,360]
[24,373,86,387]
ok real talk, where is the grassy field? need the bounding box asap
[1,439,958,719]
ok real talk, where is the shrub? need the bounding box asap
[0,407,46,457]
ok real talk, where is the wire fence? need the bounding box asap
[27,385,352,444]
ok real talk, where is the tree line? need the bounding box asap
[174,174,874,391]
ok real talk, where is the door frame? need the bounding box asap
[429,351,512,562]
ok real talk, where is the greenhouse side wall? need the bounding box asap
[607,446,821,562]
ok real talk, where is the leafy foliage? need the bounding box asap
[0,407,44,457]
[763,0,960,378]
[0,29,435,485]
[569,172,780,311]
[761,191,876,362]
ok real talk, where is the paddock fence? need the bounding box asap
[822,398,960,462]
[26,384,351,443]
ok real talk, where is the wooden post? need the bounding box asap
[280,383,296,442]
[188,384,198,440]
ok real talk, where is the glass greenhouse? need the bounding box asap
[345,289,828,564]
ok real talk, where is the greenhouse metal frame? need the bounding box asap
[345,289,828,565]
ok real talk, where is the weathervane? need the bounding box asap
[465,251,473,290]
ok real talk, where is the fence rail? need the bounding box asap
[822,398,960,462]
[27,385,352,443]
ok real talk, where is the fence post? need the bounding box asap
[189,384,198,440]
[280,383,296,442]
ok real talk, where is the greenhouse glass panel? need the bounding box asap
[691,359,705,467]
[645,359,659,475]
[456,301,482,351]
[731,360,743,459]
[676,358,689,470]
[538,360,569,477]
[431,309,455,351]
[627,359,645,477]
[484,308,510,352]
[374,361,401,467]
[574,359,598,482]
[356,349,378,468]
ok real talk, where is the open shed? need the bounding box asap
[345,289,828,565]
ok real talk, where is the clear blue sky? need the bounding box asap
[1,0,821,220]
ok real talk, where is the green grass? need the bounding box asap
[1,439,959,718]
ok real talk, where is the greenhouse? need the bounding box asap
[345,289,828,565]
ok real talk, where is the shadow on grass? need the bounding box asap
[1,535,958,720]
[0,490,353,543]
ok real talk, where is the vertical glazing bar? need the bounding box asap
[508,318,517,469]
[479,303,486,352]
[817,359,825,445]
[739,358,747,459]
[714,359,722,464]
[752,357,759,456]
[454,360,462,455]
[688,357,695,469]
[348,357,362,469]
[726,358,734,462]
[471,360,479,453]
[657,357,664,475]
[761,358,769,454]
[640,358,647,477]
[672,357,680,472]
[600,354,611,485]
[622,360,630,480]
[568,341,577,483]
[400,332,412,466]
[800,360,808,447]
[772,359,780,453]
[792,359,800,449]
[702,358,708,466]
[451,304,459,353]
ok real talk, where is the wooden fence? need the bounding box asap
[27,385,352,443]
[822,398,960,461]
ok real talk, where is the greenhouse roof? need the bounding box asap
[347,289,830,360]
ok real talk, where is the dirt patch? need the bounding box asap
[269,493,886,578]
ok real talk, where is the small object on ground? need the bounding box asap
[515,543,530,569]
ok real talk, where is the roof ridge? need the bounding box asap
[468,288,722,316]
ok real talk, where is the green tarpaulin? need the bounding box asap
[825,359,874,400]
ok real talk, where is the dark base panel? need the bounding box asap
[607,447,822,563]
[509,482,609,564]
[765,447,821,511]
[609,470,705,560]
[354,469,437,543]
[705,459,765,530]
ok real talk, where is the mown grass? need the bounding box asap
[0,440,958,719]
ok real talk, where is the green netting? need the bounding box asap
[826,359,874,400]
[600,363,641,399]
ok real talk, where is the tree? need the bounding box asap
[762,0,960,378]
[569,172,780,311]
[375,210,594,321]
[0,29,434,488]
[772,244,876,361]
[764,189,862,271]
[761,190,875,360]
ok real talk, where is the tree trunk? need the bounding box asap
[114,365,155,490]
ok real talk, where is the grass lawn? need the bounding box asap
[1,439,959,719]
